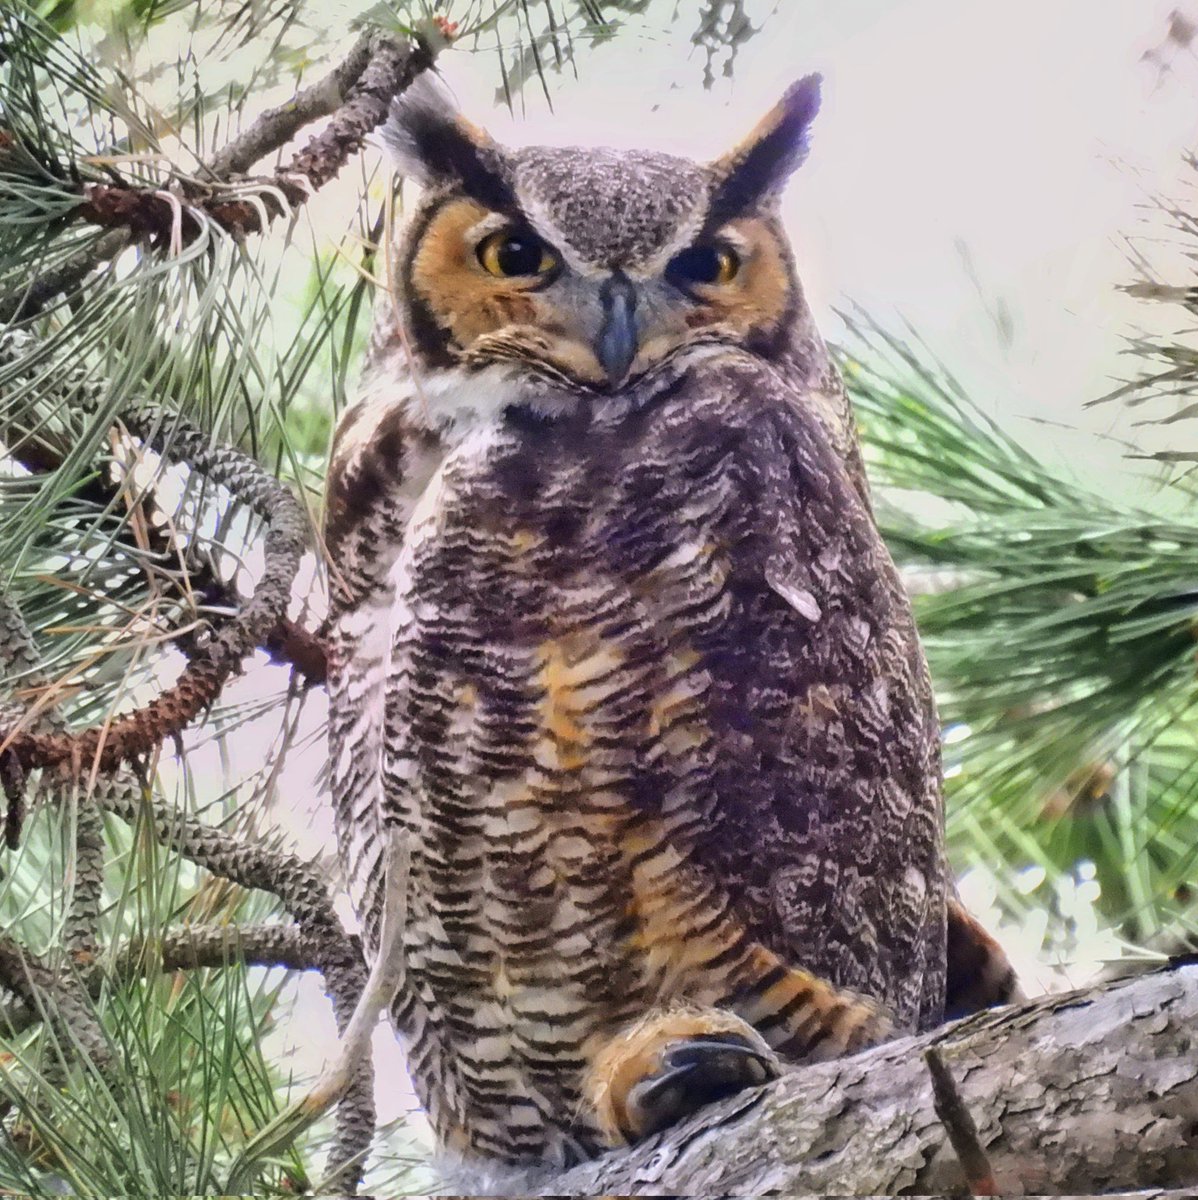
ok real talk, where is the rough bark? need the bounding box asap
[536,964,1198,1197]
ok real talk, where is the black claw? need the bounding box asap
[659,1033,777,1076]
[626,1033,780,1139]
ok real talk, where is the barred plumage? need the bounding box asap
[323,74,1020,1167]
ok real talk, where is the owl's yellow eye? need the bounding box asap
[476,231,558,278]
[667,243,740,288]
[669,243,740,286]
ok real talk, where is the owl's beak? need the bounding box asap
[595,273,639,385]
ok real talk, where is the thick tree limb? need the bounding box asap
[538,965,1198,1197]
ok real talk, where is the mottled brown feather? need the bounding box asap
[323,83,1020,1168]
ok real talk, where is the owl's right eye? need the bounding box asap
[477,231,558,278]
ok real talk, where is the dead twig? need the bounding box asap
[924,1045,998,1197]
[263,615,328,685]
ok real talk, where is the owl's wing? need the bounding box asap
[712,354,1019,1027]
[323,326,446,949]
[792,344,876,514]
[657,352,947,1030]
[944,896,1024,1017]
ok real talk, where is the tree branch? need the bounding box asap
[203,31,377,181]
[2,29,434,317]
[96,774,375,1194]
[0,579,369,1191]
[263,615,328,685]
[0,934,112,1072]
[76,33,434,243]
[537,965,1198,1197]
[0,922,343,1036]
[1,403,310,774]
[924,1045,997,1196]
[0,423,329,689]
[0,229,132,324]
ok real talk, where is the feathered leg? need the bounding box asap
[583,948,891,1146]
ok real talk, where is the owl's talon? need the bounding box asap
[657,1031,776,1072]
[624,1032,780,1140]
[587,1011,782,1145]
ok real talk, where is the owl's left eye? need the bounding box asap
[477,231,558,278]
[667,242,740,288]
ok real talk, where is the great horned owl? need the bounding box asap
[323,74,1019,1167]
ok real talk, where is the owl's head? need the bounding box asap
[381,75,822,414]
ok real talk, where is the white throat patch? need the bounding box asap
[410,364,528,440]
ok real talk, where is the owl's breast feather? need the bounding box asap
[385,355,944,1031]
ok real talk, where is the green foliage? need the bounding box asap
[1096,153,1198,463]
[0,2,389,1190]
[846,314,1198,953]
[0,793,307,1198]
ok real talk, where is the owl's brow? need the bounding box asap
[464,212,513,243]
[708,225,752,255]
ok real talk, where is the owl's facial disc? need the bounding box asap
[390,73,823,398]
[405,198,795,393]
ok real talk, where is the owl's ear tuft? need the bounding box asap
[380,75,516,211]
[708,74,822,224]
